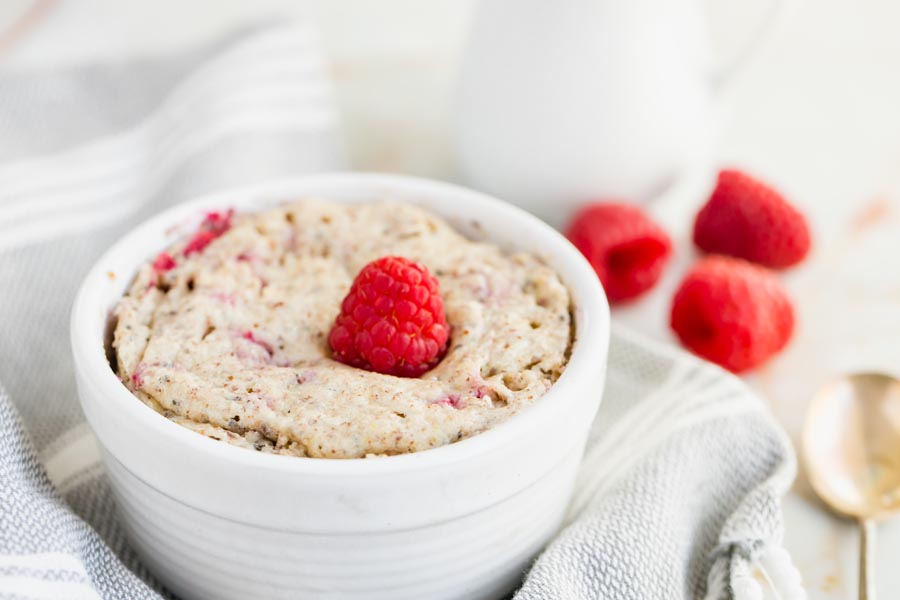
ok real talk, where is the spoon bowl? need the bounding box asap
[803,372,900,600]
[803,372,900,519]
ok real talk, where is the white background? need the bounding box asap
[2,1,899,597]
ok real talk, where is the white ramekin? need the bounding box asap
[70,174,609,600]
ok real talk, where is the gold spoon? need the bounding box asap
[803,372,900,600]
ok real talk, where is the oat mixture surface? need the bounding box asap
[114,201,573,458]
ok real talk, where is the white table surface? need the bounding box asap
[2,1,899,597]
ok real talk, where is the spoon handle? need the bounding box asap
[859,518,875,600]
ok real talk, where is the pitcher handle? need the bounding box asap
[710,0,798,94]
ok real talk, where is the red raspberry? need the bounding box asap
[670,255,794,373]
[693,169,811,268]
[328,256,450,377]
[184,209,234,256]
[565,202,672,303]
[152,252,177,272]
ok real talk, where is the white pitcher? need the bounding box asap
[454,0,790,224]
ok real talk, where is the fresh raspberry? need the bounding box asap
[565,202,672,303]
[328,256,450,377]
[184,209,234,256]
[670,255,794,373]
[693,169,810,268]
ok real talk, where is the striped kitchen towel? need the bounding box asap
[0,22,803,600]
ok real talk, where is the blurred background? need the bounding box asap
[1,1,899,598]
